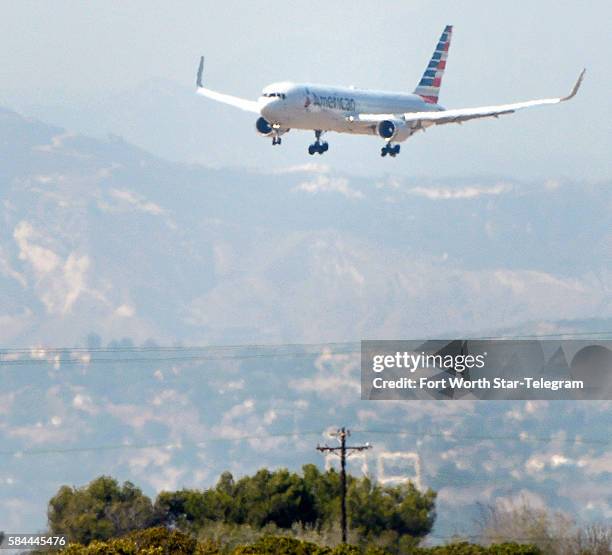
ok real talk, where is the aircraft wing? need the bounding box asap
[196,57,260,114]
[351,69,585,128]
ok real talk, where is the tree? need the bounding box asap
[302,464,344,529]
[154,490,216,530]
[347,477,436,549]
[230,468,318,529]
[151,467,436,543]
[48,476,155,544]
[50,469,438,548]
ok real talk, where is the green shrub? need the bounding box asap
[60,527,220,554]
[231,535,331,555]
[58,530,540,555]
[408,542,541,555]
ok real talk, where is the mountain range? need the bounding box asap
[0,106,610,540]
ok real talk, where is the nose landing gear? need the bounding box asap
[308,130,329,155]
[381,143,400,157]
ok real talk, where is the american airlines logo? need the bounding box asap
[311,92,356,112]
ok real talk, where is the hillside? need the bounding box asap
[0,106,610,539]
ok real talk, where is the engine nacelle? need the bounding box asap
[255,117,289,138]
[255,117,273,136]
[377,119,404,140]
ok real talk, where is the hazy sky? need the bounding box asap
[2,0,610,179]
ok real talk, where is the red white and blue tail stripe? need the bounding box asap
[414,25,453,105]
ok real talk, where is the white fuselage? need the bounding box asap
[259,81,442,141]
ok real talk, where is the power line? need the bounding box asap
[1,329,610,356]
[0,341,357,354]
[2,330,610,368]
[0,427,607,458]
[355,429,610,446]
[0,431,326,457]
[0,350,359,366]
[466,330,612,340]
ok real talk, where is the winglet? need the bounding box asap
[562,69,586,101]
[196,56,204,88]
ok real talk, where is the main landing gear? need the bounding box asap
[308,130,329,155]
[381,143,400,157]
[272,136,282,146]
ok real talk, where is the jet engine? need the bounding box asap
[376,119,417,143]
[377,119,405,140]
[255,116,289,138]
[255,117,273,136]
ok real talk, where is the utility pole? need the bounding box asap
[316,428,371,543]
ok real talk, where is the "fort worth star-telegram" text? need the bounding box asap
[372,376,583,391]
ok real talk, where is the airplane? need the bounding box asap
[196,25,585,158]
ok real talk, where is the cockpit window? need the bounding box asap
[262,92,286,99]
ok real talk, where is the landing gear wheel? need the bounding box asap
[308,130,328,156]
[308,140,328,155]
[381,144,400,157]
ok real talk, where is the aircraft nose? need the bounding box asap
[260,98,281,120]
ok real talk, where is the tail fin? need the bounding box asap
[414,25,453,104]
